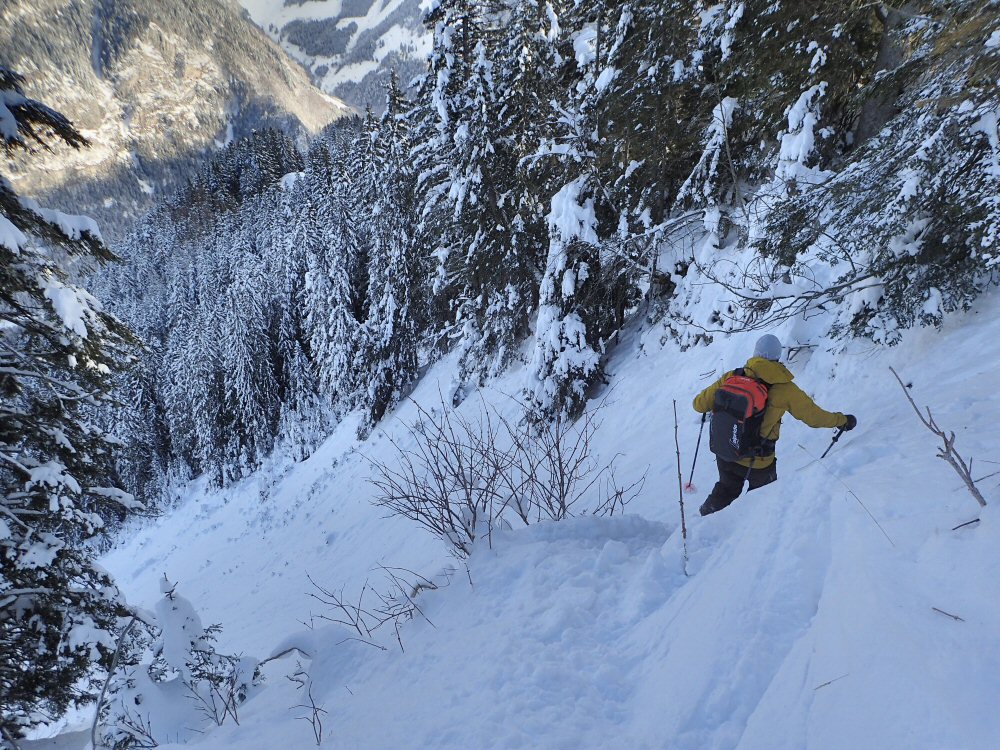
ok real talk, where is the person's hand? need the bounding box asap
[843,414,857,431]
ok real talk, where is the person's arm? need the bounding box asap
[693,372,731,413]
[783,382,847,428]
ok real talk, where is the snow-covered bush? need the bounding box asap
[97,576,259,749]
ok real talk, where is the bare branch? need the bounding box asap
[366,394,645,557]
[890,367,987,508]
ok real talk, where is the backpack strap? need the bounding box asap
[733,367,775,457]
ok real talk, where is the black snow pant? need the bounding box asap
[699,457,778,516]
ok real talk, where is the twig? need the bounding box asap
[951,518,980,531]
[2,725,24,750]
[258,646,313,668]
[293,677,327,746]
[931,606,964,622]
[673,400,689,576]
[91,616,139,750]
[813,673,849,691]
[890,367,986,508]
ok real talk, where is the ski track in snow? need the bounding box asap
[32,292,1000,749]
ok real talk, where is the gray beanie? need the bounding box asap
[753,334,782,361]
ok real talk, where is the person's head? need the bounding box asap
[753,334,782,362]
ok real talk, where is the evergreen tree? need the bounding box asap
[0,67,140,740]
[527,1,623,418]
[301,133,365,413]
[415,0,554,388]
[359,77,424,435]
[221,229,279,479]
[271,173,328,459]
[600,0,703,222]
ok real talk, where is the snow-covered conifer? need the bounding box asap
[0,67,141,739]
[358,77,424,434]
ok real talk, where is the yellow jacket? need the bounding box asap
[693,357,847,468]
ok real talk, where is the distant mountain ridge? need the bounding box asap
[2,0,352,239]
[237,0,430,112]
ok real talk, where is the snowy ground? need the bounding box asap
[32,288,1000,749]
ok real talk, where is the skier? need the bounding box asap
[692,334,856,516]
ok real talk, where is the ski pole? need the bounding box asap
[820,426,846,459]
[684,413,707,493]
[673,401,689,575]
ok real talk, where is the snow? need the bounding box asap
[546,3,561,43]
[280,171,303,191]
[80,276,1000,750]
[806,40,827,73]
[28,460,81,495]
[595,67,617,93]
[574,26,599,67]
[549,177,598,246]
[20,197,104,244]
[19,532,64,569]
[971,109,1000,177]
[720,2,745,62]
[90,486,144,511]
[887,217,931,259]
[41,277,96,339]
[0,214,28,253]
[776,83,828,182]
[0,88,27,142]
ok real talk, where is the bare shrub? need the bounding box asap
[367,396,645,557]
[288,667,328,747]
[306,567,439,653]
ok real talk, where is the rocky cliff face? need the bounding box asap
[2,0,353,239]
[238,0,429,113]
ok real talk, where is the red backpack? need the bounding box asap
[709,369,771,462]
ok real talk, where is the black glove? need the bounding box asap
[843,414,857,431]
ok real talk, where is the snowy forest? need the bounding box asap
[3,0,1000,747]
[101,0,1000,500]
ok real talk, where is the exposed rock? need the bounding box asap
[238,0,429,113]
[1,0,353,239]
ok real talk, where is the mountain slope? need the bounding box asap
[237,0,429,111]
[79,286,1000,749]
[1,0,352,239]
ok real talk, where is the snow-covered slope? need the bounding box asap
[74,284,1000,749]
[236,0,429,111]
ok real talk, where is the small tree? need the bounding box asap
[97,576,259,749]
